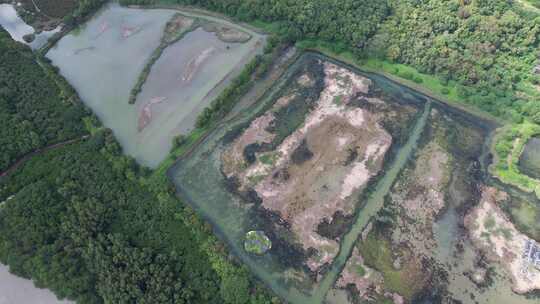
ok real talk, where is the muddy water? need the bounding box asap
[519,137,540,179]
[0,264,71,304]
[433,186,538,303]
[429,119,539,303]
[46,3,263,168]
[46,4,175,167]
[135,27,263,159]
[0,4,60,49]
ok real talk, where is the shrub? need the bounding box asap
[400,71,414,80]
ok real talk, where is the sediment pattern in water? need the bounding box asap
[46,4,264,168]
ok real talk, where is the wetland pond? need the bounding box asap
[46,3,264,168]
[169,52,540,304]
[519,137,540,180]
[0,264,71,304]
[0,3,60,49]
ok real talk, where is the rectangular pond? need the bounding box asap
[168,53,434,303]
[169,52,538,304]
[46,3,265,168]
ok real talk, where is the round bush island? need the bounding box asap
[23,33,35,43]
[244,231,272,255]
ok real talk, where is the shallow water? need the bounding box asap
[433,195,538,303]
[442,238,539,304]
[0,264,71,304]
[135,27,263,159]
[0,4,60,49]
[429,118,538,304]
[169,53,435,303]
[47,3,263,168]
[169,56,316,303]
[519,137,540,179]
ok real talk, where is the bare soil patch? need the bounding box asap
[222,61,396,273]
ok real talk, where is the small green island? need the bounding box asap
[244,231,272,255]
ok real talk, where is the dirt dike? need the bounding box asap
[163,13,195,44]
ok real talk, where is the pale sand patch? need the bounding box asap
[138,96,166,131]
[336,136,350,150]
[274,62,371,168]
[182,47,216,82]
[340,138,390,200]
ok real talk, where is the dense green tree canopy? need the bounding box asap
[120,0,390,47]
[0,131,222,303]
[0,25,275,304]
[368,0,540,121]
[0,29,87,172]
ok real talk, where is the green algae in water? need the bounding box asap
[519,137,540,180]
[244,231,272,255]
[505,193,540,241]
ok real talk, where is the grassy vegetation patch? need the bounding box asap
[358,233,427,301]
[32,0,77,18]
[492,121,540,198]
[258,152,278,166]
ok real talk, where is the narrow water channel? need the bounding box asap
[313,101,432,302]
